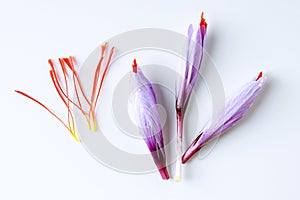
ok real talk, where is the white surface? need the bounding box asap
[1,0,299,199]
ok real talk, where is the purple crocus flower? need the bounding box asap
[130,59,169,180]
[182,72,267,163]
[175,12,207,181]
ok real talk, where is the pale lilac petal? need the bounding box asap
[174,13,208,181]
[176,13,207,110]
[130,60,169,180]
[182,72,267,163]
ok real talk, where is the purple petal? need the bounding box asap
[174,13,208,181]
[182,72,267,163]
[176,15,207,110]
[130,61,169,179]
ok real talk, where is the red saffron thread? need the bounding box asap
[15,44,115,141]
[91,47,115,130]
[200,12,207,28]
[132,59,137,73]
[256,71,263,81]
[91,43,107,104]
[14,90,79,141]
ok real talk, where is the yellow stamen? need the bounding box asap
[85,116,92,130]
[93,120,97,132]
[174,175,182,182]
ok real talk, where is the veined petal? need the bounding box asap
[130,59,169,180]
[182,72,267,163]
[176,12,207,110]
[174,12,208,181]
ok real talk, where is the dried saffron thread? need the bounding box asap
[48,64,86,114]
[15,44,115,141]
[93,46,115,110]
[59,58,72,130]
[91,43,107,104]
[49,69,77,134]
[50,58,76,133]
[14,90,79,142]
[52,60,82,137]
[49,59,92,129]
[64,57,92,109]
[91,46,115,131]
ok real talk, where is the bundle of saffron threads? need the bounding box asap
[182,72,267,163]
[15,43,115,141]
[129,59,169,180]
[175,12,207,181]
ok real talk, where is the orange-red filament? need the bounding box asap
[256,71,263,81]
[15,43,115,141]
[132,59,138,73]
[200,12,207,27]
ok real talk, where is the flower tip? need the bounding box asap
[48,59,54,66]
[159,167,170,180]
[256,71,263,81]
[14,90,26,96]
[132,59,137,73]
[14,90,24,96]
[200,12,207,27]
[188,24,194,36]
[102,42,108,51]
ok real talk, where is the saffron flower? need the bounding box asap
[182,72,267,163]
[15,43,115,141]
[175,12,207,181]
[130,59,169,180]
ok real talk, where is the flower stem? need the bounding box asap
[175,109,183,182]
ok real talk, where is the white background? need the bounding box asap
[1,0,300,199]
